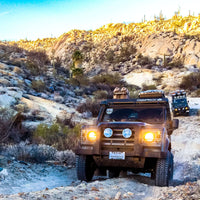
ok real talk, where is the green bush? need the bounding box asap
[32,80,46,92]
[33,123,81,151]
[72,67,84,78]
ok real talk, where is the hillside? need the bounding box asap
[0,13,200,200]
[0,14,200,93]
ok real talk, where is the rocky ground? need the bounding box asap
[0,103,199,199]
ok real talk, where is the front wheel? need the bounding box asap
[76,155,95,181]
[155,151,173,187]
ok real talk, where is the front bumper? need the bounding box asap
[173,108,189,115]
[76,144,167,158]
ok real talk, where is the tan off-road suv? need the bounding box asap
[76,89,179,186]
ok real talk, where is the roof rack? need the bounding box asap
[101,98,169,106]
[139,90,165,99]
[170,90,186,96]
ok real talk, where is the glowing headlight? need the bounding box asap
[175,108,178,111]
[185,107,188,110]
[103,128,113,138]
[142,129,161,143]
[144,132,154,142]
[87,131,97,142]
[122,128,132,138]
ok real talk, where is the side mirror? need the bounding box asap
[173,119,179,129]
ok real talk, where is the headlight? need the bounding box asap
[122,128,132,138]
[142,129,161,143]
[104,128,113,138]
[185,107,188,110]
[144,132,154,142]
[175,108,178,111]
[87,131,97,142]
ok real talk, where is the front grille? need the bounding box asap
[101,128,135,151]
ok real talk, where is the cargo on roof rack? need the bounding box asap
[139,90,165,99]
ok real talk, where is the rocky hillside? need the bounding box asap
[3,14,200,72]
[0,14,200,144]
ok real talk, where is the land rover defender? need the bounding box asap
[76,89,179,186]
[171,90,190,116]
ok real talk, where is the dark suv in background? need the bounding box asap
[171,90,190,116]
[76,89,179,186]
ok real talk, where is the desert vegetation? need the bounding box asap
[0,12,200,162]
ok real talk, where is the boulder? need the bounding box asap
[184,54,199,66]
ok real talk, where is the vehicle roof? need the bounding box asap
[100,98,169,106]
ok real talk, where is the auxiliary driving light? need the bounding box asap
[103,128,113,138]
[144,132,154,142]
[87,131,97,142]
[122,128,132,138]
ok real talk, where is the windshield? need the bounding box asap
[173,98,187,105]
[102,107,165,123]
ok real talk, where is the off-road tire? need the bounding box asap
[76,155,95,181]
[169,153,174,181]
[108,169,120,178]
[155,151,173,187]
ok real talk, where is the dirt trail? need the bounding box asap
[0,102,200,199]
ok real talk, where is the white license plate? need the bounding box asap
[109,152,125,160]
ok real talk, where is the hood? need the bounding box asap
[97,121,161,129]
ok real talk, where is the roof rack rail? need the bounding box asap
[170,90,186,96]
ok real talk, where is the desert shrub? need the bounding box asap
[33,123,81,151]
[31,80,46,92]
[2,142,76,164]
[195,89,200,96]
[66,76,89,87]
[168,57,184,68]
[72,67,84,78]
[142,83,157,91]
[129,90,140,98]
[54,150,75,165]
[91,73,123,87]
[0,108,27,143]
[2,142,56,162]
[72,50,83,63]
[106,50,115,63]
[153,74,164,85]
[137,54,152,65]
[76,99,100,117]
[116,45,137,62]
[27,50,50,68]
[93,90,108,100]
[53,56,62,68]
[180,72,200,90]
[25,60,40,76]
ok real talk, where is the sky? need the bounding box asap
[0,0,200,41]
